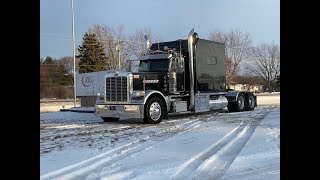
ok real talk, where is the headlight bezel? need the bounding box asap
[130,91,145,98]
[96,92,105,97]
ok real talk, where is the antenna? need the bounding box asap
[158,35,160,51]
[179,39,182,59]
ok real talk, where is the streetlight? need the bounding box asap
[71,0,76,107]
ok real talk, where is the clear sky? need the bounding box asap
[40,0,279,58]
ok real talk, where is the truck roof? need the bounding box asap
[133,53,172,61]
[149,39,224,52]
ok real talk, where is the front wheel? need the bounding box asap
[143,97,164,124]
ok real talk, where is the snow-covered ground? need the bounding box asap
[256,93,280,106]
[40,94,280,179]
[41,101,81,113]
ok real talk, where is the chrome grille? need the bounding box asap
[106,76,128,102]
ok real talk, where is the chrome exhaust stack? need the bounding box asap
[144,35,150,54]
[187,29,199,110]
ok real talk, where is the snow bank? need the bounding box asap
[40,101,81,113]
[257,95,280,106]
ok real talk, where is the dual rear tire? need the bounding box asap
[228,93,256,112]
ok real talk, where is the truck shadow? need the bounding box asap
[108,109,229,125]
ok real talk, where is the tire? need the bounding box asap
[143,97,164,124]
[101,117,119,122]
[245,93,256,111]
[235,93,246,112]
[228,93,245,112]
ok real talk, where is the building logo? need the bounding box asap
[81,75,93,87]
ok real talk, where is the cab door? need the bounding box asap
[168,57,185,93]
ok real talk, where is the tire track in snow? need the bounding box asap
[40,117,200,155]
[95,123,201,180]
[100,170,133,180]
[64,121,201,180]
[227,170,280,180]
[40,125,137,141]
[101,108,272,180]
[170,107,273,180]
[190,121,258,179]
[41,117,193,141]
[170,123,247,180]
[221,165,280,180]
[40,119,200,180]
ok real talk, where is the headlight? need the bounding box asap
[96,92,104,97]
[131,91,145,97]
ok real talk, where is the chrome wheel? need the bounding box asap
[143,97,164,124]
[149,102,161,121]
[245,94,256,111]
[249,96,255,109]
[238,95,245,110]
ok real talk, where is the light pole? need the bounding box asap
[116,40,123,69]
[71,0,76,107]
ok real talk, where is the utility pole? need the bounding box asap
[116,40,123,69]
[71,0,76,107]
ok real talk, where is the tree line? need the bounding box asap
[40,56,75,99]
[40,25,280,99]
[209,29,280,92]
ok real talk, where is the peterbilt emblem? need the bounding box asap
[143,80,159,83]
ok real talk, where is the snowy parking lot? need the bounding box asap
[40,93,280,179]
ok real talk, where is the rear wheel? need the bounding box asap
[101,117,119,122]
[245,93,256,111]
[143,97,164,124]
[236,93,245,112]
[228,93,245,112]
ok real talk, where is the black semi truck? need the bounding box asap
[95,29,257,124]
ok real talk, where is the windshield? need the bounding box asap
[139,59,169,72]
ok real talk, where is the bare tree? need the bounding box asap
[127,27,153,58]
[246,43,280,92]
[60,56,79,74]
[208,29,252,85]
[89,24,127,70]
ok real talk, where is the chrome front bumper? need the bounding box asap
[95,104,144,119]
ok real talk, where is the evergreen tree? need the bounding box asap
[77,32,107,73]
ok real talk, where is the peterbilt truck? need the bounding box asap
[95,29,257,124]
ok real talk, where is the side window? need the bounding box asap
[178,57,184,71]
[207,56,217,65]
[169,58,176,72]
[174,57,184,73]
[139,61,149,72]
[170,57,184,73]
